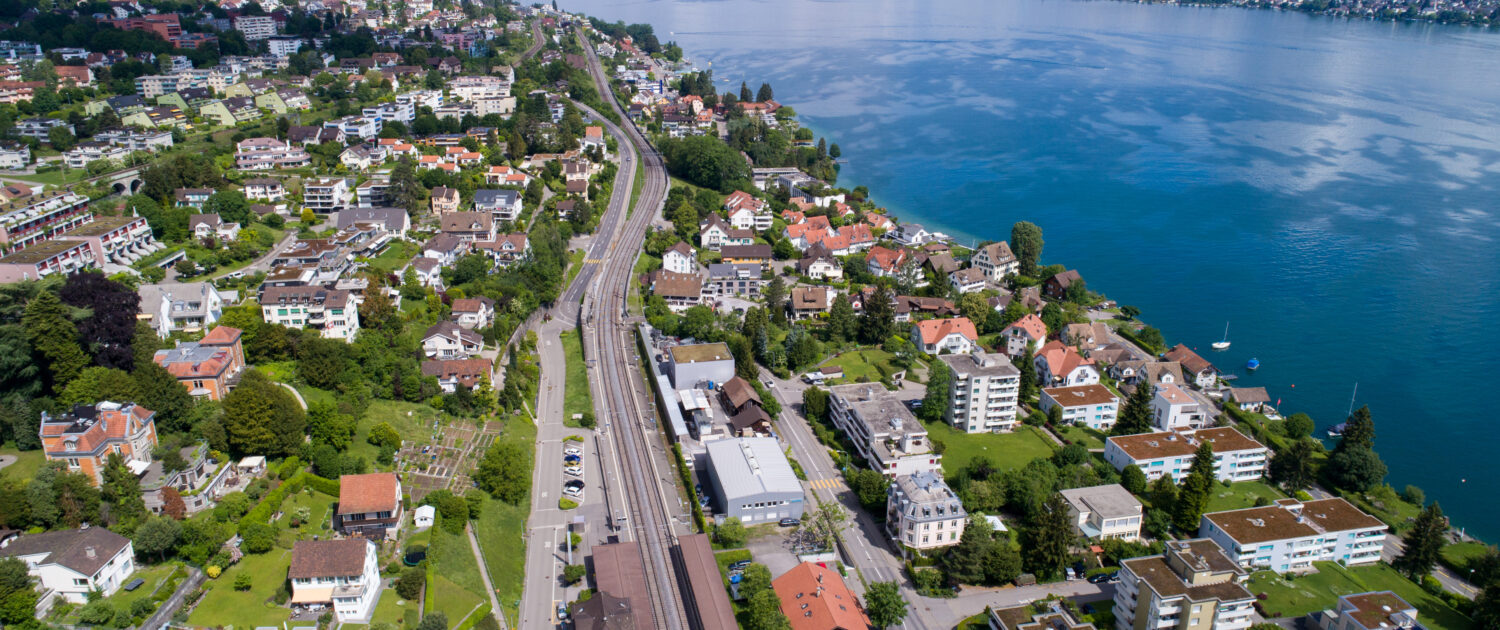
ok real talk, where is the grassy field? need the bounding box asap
[627,149,646,215]
[275,488,337,545]
[1341,487,1424,534]
[101,563,182,618]
[427,574,485,626]
[0,444,46,482]
[1443,541,1491,571]
[351,400,446,468]
[1248,561,1471,629]
[187,549,294,628]
[820,348,899,384]
[296,383,337,408]
[474,499,529,627]
[367,240,421,274]
[1203,480,1286,513]
[1056,425,1107,450]
[925,422,1058,478]
[257,360,298,382]
[368,586,419,627]
[564,248,586,286]
[559,329,591,424]
[428,524,487,604]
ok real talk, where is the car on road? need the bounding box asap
[778,518,800,527]
[564,446,582,456]
[565,466,584,477]
[563,480,585,498]
[763,379,775,388]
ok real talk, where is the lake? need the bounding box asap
[559,0,1500,540]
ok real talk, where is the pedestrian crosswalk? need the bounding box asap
[584,258,603,264]
[808,478,843,490]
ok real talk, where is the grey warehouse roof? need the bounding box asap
[706,437,802,501]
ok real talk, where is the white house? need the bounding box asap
[1040,384,1120,431]
[422,321,483,358]
[1103,427,1269,483]
[1000,314,1047,359]
[189,213,240,242]
[1199,498,1387,573]
[450,297,495,329]
[911,317,978,355]
[662,241,697,274]
[948,267,986,294]
[288,538,382,623]
[0,527,136,604]
[1033,341,1099,387]
[1317,592,1421,630]
[1060,484,1143,541]
[1152,382,1207,430]
[886,471,967,555]
[972,241,1018,281]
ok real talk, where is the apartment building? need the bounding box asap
[233,15,278,40]
[0,142,28,169]
[243,177,286,202]
[235,137,312,170]
[939,350,1020,433]
[0,238,96,282]
[303,178,350,213]
[259,285,360,340]
[1152,382,1207,430]
[137,281,227,337]
[474,188,522,222]
[827,383,940,478]
[1113,539,1255,630]
[1103,427,1268,484]
[0,190,91,253]
[94,128,174,152]
[62,142,131,169]
[972,240,1019,281]
[1315,592,1421,630]
[39,401,157,484]
[886,470,966,555]
[54,215,159,266]
[1041,384,1120,431]
[1199,498,1387,573]
[1060,484,1143,541]
[152,326,245,401]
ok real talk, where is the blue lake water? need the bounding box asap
[560,0,1500,539]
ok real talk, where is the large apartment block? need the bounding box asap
[939,350,1020,433]
[260,285,360,340]
[1103,427,1268,483]
[1113,539,1255,630]
[0,190,90,253]
[1199,498,1387,573]
[827,383,940,478]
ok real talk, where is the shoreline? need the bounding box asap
[1109,0,1498,28]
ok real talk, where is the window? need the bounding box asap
[73,578,88,587]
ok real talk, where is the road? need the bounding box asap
[521,20,546,61]
[764,372,1114,629]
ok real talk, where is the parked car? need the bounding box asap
[563,454,581,465]
[564,446,582,456]
[565,466,584,477]
[1065,567,1077,580]
[563,480,585,498]
[1087,573,1111,584]
[778,518,800,527]
[728,560,751,571]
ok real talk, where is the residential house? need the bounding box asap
[643,270,704,312]
[137,281,227,337]
[474,188,523,222]
[662,241,696,274]
[706,263,763,298]
[788,286,831,320]
[421,234,468,266]
[1315,592,1421,630]
[336,207,411,241]
[1103,427,1268,483]
[1040,384,1119,431]
[940,350,1020,433]
[234,137,312,170]
[0,528,136,604]
[40,401,157,484]
[699,214,748,251]
[1228,387,1272,413]
[1002,314,1048,359]
[335,472,403,539]
[796,243,842,281]
[430,186,460,214]
[886,471,967,555]
[989,602,1097,630]
[421,358,493,393]
[189,214,240,242]
[1113,539,1255,630]
[242,177,286,201]
[1200,498,1386,572]
[948,267,987,294]
[259,285,360,340]
[720,244,772,265]
[1166,344,1219,389]
[891,222,937,246]
[782,216,831,249]
[722,190,771,231]
[1033,341,1099,387]
[406,257,442,289]
[152,326,245,400]
[451,296,495,329]
[1062,322,1115,353]
[865,245,910,279]
[772,563,869,630]
[303,178,350,212]
[287,539,381,623]
[483,165,532,187]
[1060,484,1142,541]
[1044,269,1083,300]
[1153,382,1207,430]
[174,188,214,209]
[972,241,1018,282]
[422,321,484,358]
[473,233,531,267]
[912,317,978,355]
[827,383,940,478]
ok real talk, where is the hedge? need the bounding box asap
[454,603,495,630]
[238,472,339,537]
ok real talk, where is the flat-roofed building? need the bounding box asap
[665,342,735,389]
[940,350,1020,433]
[990,602,1096,630]
[1315,591,1421,630]
[827,383,940,478]
[1113,539,1255,630]
[887,470,966,554]
[0,238,96,283]
[1104,427,1268,484]
[1041,384,1121,431]
[1060,483,1143,541]
[705,437,805,524]
[0,190,90,253]
[1199,498,1386,573]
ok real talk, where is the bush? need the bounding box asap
[563,564,585,585]
[397,566,425,600]
[206,566,222,579]
[233,573,252,591]
[559,498,578,510]
[1402,485,1425,506]
[1422,575,1444,596]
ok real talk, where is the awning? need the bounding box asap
[127,459,151,476]
[291,587,334,604]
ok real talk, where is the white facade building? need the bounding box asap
[0,528,136,604]
[1199,498,1387,573]
[886,471,967,555]
[1060,484,1142,541]
[1152,382,1207,431]
[288,538,381,623]
[1113,539,1255,630]
[940,350,1020,433]
[1041,384,1120,431]
[1103,427,1268,484]
[827,383,940,478]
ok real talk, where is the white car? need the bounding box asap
[563,480,585,498]
[565,466,584,477]
[563,446,582,456]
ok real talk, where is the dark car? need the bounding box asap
[778,518,800,527]
[1087,573,1110,584]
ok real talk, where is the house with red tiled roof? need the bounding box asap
[40,402,157,484]
[1034,340,1100,387]
[912,317,979,355]
[1164,343,1219,389]
[864,245,909,278]
[421,358,493,393]
[773,562,869,630]
[152,325,245,400]
[288,538,381,622]
[336,472,402,539]
[1001,313,1048,358]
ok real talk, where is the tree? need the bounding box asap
[919,365,950,423]
[1394,502,1447,579]
[203,190,251,226]
[714,517,747,548]
[827,294,857,343]
[1121,465,1148,494]
[47,125,75,151]
[1112,380,1155,436]
[397,565,425,599]
[562,564,585,585]
[1173,440,1215,532]
[738,564,773,600]
[60,271,140,370]
[0,557,36,625]
[1119,305,1141,320]
[1283,413,1314,439]
[1149,474,1178,512]
[476,439,531,504]
[846,468,889,511]
[859,286,896,344]
[1022,493,1072,579]
[133,359,194,432]
[865,581,908,629]
[102,454,146,531]
[1015,345,1037,402]
[942,516,994,584]
[416,612,449,630]
[1010,221,1044,277]
[1269,439,1318,492]
[1336,405,1375,452]
[221,369,306,457]
[23,290,88,392]
[297,337,348,389]
[60,366,138,405]
[756,83,774,103]
[132,515,182,561]
[764,276,787,326]
[308,401,354,447]
[660,135,751,192]
[368,421,401,450]
[1325,445,1387,493]
[387,158,424,216]
[745,589,790,630]
[739,81,752,102]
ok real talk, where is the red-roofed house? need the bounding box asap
[421,358,493,393]
[40,402,157,484]
[152,325,245,400]
[1034,341,1100,387]
[1165,343,1219,389]
[912,317,979,355]
[1001,313,1048,358]
[865,245,909,277]
[336,473,402,539]
[772,562,869,630]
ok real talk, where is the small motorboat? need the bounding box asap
[1327,422,1347,439]
[1212,322,1231,350]
[1246,358,1260,370]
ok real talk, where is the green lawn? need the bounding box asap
[187,548,294,628]
[1056,425,1107,450]
[428,574,485,626]
[368,240,421,274]
[559,330,591,425]
[428,525,486,604]
[924,422,1058,478]
[628,149,646,215]
[105,562,183,615]
[275,488,337,545]
[351,400,445,469]
[820,348,899,384]
[258,360,298,382]
[1341,486,1424,534]
[564,248,586,287]
[1442,541,1492,572]
[369,586,418,627]
[296,384,337,408]
[2,168,91,188]
[0,444,46,482]
[1248,562,1472,629]
[1203,480,1287,513]
[474,499,529,627]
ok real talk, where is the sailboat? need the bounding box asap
[1211,322,1231,350]
[1328,383,1358,438]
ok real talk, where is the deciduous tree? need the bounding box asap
[1270,439,1318,492]
[1021,492,1071,579]
[60,271,139,370]
[865,581,908,629]
[23,290,87,391]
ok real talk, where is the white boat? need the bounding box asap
[1211,322,1230,350]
